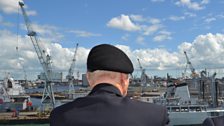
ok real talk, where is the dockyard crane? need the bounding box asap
[137,58,149,87]
[0,74,10,102]
[183,51,198,78]
[137,58,143,72]
[19,1,55,108]
[66,43,79,99]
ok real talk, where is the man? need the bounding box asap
[203,116,224,126]
[50,44,169,126]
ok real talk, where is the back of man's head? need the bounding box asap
[86,44,133,96]
[87,44,133,74]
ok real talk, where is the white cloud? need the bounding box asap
[130,15,161,25]
[116,45,133,59]
[21,23,64,42]
[0,0,36,15]
[149,18,161,24]
[107,14,140,31]
[175,0,209,10]
[25,23,57,35]
[178,33,224,68]
[153,31,172,42]
[114,45,181,72]
[107,14,170,45]
[0,30,38,79]
[121,34,129,41]
[177,42,192,53]
[50,43,89,72]
[169,15,185,21]
[0,15,14,27]
[143,24,163,35]
[69,30,101,37]
[151,0,165,2]
[26,10,37,16]
[136,36,145,45]
[130,15,146,22]
[129,15,161,25]
[184,12,197,17]
[204,17,216,23]
[0,29,88,80]
[0,0,20,14]
[133,48,180,70]
[2,27,224,79]
[217,14,224,19]
[201,0,209,4]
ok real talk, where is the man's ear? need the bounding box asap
[86,72,92,87]
[120,73,129,96]
[120,73,128,87]
[86,72,89,80]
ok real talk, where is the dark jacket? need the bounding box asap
[50,83,169,126]
[203,116,224,126]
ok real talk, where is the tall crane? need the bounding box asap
[183,51,198,78]
[137,58,149,86]
[137,58,143,72]
[19,1,55,108]
[66,43,79,99]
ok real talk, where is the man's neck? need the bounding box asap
[91,82,126,96]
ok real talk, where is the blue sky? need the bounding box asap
[1,0,224,79]
[14,0,224,50]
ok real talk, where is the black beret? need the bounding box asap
[87,44,133,74]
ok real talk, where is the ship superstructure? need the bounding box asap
[152,75,224,125]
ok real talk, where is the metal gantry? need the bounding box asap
[137,58,143,72]
[137,58,149,87]
[67,43,79,99]
[18,1,55,108]
[184,51,195,75]
[183,51,198,78]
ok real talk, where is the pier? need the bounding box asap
[0,111,49,125]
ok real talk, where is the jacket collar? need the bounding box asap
[88,83,123,97]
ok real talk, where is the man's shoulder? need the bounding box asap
[123,98,169,125]
[51,97,83,115]
[124,97,166,111]
[50,98,85,125]
[203,116,224,126]
[212,115,224,126]
[51,101,72,115]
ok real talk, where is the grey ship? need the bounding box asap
[153,72,224,126]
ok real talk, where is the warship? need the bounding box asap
[152,71,224,126]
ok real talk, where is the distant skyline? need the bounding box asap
[0,0,224,80]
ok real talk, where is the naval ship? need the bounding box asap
[152,72,224,126]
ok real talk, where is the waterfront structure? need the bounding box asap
[0,73,32,112]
